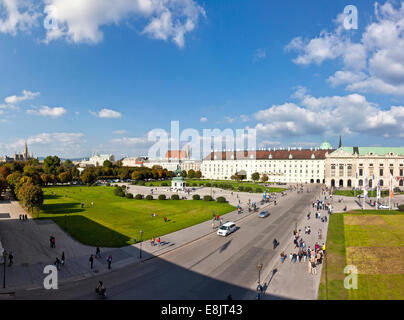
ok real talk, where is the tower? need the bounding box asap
[338,135,342,149]
[23,141,29,160]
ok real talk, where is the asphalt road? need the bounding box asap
[17,185,322,300]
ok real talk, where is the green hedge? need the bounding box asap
[216,196,227,203]
[135,194,144,200]
[192,194,200,200]
[146,195,154,200]
[171,194,180,200]
[203,195,213,201]
[125,193,133,199]
[158,194,166,200]
[399,204,404,212]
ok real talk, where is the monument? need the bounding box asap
[171,164,185,192]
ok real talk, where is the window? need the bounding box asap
[400,169,403,176]
[339,165,344,177]
[347,165,352,177]
[380,169,384,176]
[331,165,336,177]
[359,168,363,176]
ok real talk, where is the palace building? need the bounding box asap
[325,147,404,189]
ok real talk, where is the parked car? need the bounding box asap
[378,204,390,209]
[217,222,237,237]
[357,194,365,198]
[258,211,270,218]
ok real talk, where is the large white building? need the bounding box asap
[78,153,115,167]
[325,147,404,189]
[201,145,333,184]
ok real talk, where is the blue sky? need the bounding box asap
[0,0,403,159]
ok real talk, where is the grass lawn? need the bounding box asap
[38,186,235,247]
[140,179,287,193]
[319,209,404,300]
[334,190,391,198]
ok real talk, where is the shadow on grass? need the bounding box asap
[43,194,63,200]
[41,202,85,214]
[39,215,131,247]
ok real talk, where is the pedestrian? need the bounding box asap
[8,251,13,266]
[55,257,61,270]
[89,254,94,269]
[211,221,215,229]
[19,214,22,220]
[216,214,219,221]
[52,237,56,248]
[96,246,101,258]
[81,202,84,208]
[164,216,167,223]
[312,262,317,275]
[49,236,54,248]
[107,255,112,269]
[61,252,65,266]
[157,237,161,246]
[280,252,286,263]
[151,236,155,246]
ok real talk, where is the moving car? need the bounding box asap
[217,222,237,237]
[258,211,270,218]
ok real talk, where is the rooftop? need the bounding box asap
[333,147,404,156]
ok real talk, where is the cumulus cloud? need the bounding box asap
[254,89,404,139]
[287,1,404,95]
[253,48,266,63]
[200,117,208,123]
[27,105,67,117]
[0,0,40,35]
[42,0,205,47]
[4,89,39,104]
[92,108,122,119]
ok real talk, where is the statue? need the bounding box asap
[175,164,182,177]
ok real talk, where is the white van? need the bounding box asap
[217,222,237,237]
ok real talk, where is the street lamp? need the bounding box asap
[139,230,143,259]
[2,250,7,289]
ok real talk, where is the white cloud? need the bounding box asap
[200,117,208,123]
[254,89,404,139]
[112,130,127,135]
[4,89,39,104]
[27,105,67,117]
[43,0,205,48]
[287,1,404,96]
[92,108,122,119]
[253,48,266,62]
[0,0,40,35]
[224,116,236,123]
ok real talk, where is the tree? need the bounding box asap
[0,177,7,199]
[63,159,74,169]
[18,183,44,216]
[132,171,144,181]
[58,171,72,184]
[81,170,97,185]
[43,156,61,174]
[181,170,187,178]
[187,169,196,179]
[0,166,10,179]
[195,170,202,179]
[103,160,113,168]
[251,172,260,182]
[119,168,130,180]
[261,174,269,183]
[6,171,22,196]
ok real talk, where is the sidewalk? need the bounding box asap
[0,196,276,293]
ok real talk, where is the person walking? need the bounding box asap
[157,237,161,247]
[55,257,61,271]
[311,262,317,275]
[107,255,112,269]
[89,254,94,269]
[8,251,13,266]
[61,252,65,266]
[96,246,101,258]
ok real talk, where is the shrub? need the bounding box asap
[114,187,125,197]
[161,182,168,186]
[255,188,263,193]
[126,193,133,199]
[394,187,401,193]
[398,204,404,212]
[158,194,166,200]
[106,182,110,187]
[171,194,180,200]
[192,183,197,187]
[192,194,200,200]
[238,186,244,192]
[135,194,144,200]
[216,196,227,203]
[138,181,146,186]
[245,186,252,192]
[146,195,154,200]
[205,183,211,187]
[203,195,213,201]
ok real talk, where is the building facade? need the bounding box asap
[325,147,404,189]
[0,141,34,163]
[201,147,332,183]
[78,153,115,167]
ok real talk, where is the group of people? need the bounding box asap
[19,214,28,221]
[54,252,65,270]
[89,250,113,270]
[151,236,161,246]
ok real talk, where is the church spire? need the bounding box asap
[338,135,342,149]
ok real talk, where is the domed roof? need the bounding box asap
[320,140,332,150]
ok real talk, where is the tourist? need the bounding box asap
[61,252,65,266]
[157,237,161,246]
[151,236,155,246]
[280,252,286,263]
[107,255,112,269]
[311,261,317,275]
[8,251,13,266]
[96,246,101,258]
[164,216,167,223]
[55,257,61,271]
[289,253,293,262]
[89,254,94,269]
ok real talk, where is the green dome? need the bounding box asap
[320,140,332,150]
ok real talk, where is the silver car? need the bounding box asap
[258,211,270,218]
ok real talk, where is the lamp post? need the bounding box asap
[2,250,7,289]
[139,230,143,259]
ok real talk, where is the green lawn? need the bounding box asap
[38,186,235,247]
[319,210,404,300]
[139,179,287,193]
[334,190,394,198]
